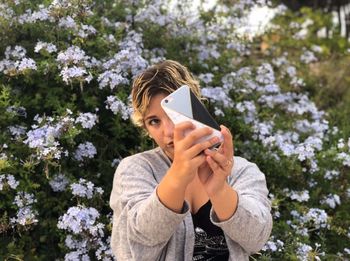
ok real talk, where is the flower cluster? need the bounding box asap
[56,45,99,85]
[34,41,57,54]
[57,205,113,260]
[73,141,97,162]
[262,236,284,253]
[300,48,318,64]
[320,194,341,209]
[8,125,27,140]
[105,95,132,120]
[49,173,70,192]
[58,16,97,39]
[17,5,53,24]
[336,137,350,166]
[75,112,98,129]
[288,208,329,236]
[296,243,325,261]
[284,189,310,202]
[0,45,37,76]
[10,191,38,226]
[70,178,103,199]
[98,31,148,90]
[57,206,102,234]
[23,114,74,160]
[0,174,19,191]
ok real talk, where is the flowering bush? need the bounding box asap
[0,0,349,260]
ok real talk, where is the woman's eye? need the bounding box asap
[148,119,160,126]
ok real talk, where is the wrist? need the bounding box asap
[167,165,193,188]
[156,170,188,214]
[209,181,230,199]
[210,183,238,221]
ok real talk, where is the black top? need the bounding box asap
[192,201,229,261]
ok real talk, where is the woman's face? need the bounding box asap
[144,93,175,160]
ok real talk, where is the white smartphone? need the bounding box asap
[160,85,223,149]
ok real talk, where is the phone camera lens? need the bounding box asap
[165,99,168,103]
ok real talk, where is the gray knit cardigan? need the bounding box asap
[110,147,272,261]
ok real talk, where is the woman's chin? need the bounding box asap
[163,147,174,160]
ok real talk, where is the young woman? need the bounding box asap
[110,60,272,261]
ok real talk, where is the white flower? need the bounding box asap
[201,87,233,108]
[288,190,310,202]
[10,192,38,226]
[13,192,37,208]
[57,206,101,234]
[311,45,323,53]
[60,66,91,84]
[320,194,341,209]
[198,73,214,85]
[77,24,97,38]
[16,57,37,71]
[8,125,27,140]
[24,125,61,159]
[10,206,38,226]
[296,243,313,260]
[324,170,339,180]
[58,16,77,29]
[57,46,93,68]
[235,101,257,124]
[49,174,69,192]
[70,178,103,199]
[0,174,19,191]
[7,175,19,189]
[5,45,26,59]
[305,208,328,229]
[105,96,132,120]
[95,237,114,260]
[34,41,57,53]
[336,152,350,166]
[300,49,317,64]
[74,142,97,161]
[290,208,328,230]
[256,63,275,85]
[338,138,345,149]
[24,114,75,160]
[262,236,284,252]
[75,112,98,129]
[64,250,90,261]
[97,70,129,90]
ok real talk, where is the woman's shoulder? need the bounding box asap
[120,147,169,166]
[116,147,170,179]
[229,156,265,182]
[232,156,257,169]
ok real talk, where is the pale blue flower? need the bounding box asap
[75,112,98,129]
[74,142,97,161]
[70,178,103,199]
[50,174,69,192]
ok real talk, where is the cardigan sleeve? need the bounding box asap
[109,155,189,260]
[210,156,273,254]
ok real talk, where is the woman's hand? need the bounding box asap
[198,125,234,197]
[157,121,220,213]
[168,121,221,187]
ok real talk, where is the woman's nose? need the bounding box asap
[163,117,174,137]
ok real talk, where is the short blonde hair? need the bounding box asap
[131,60,201,128]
